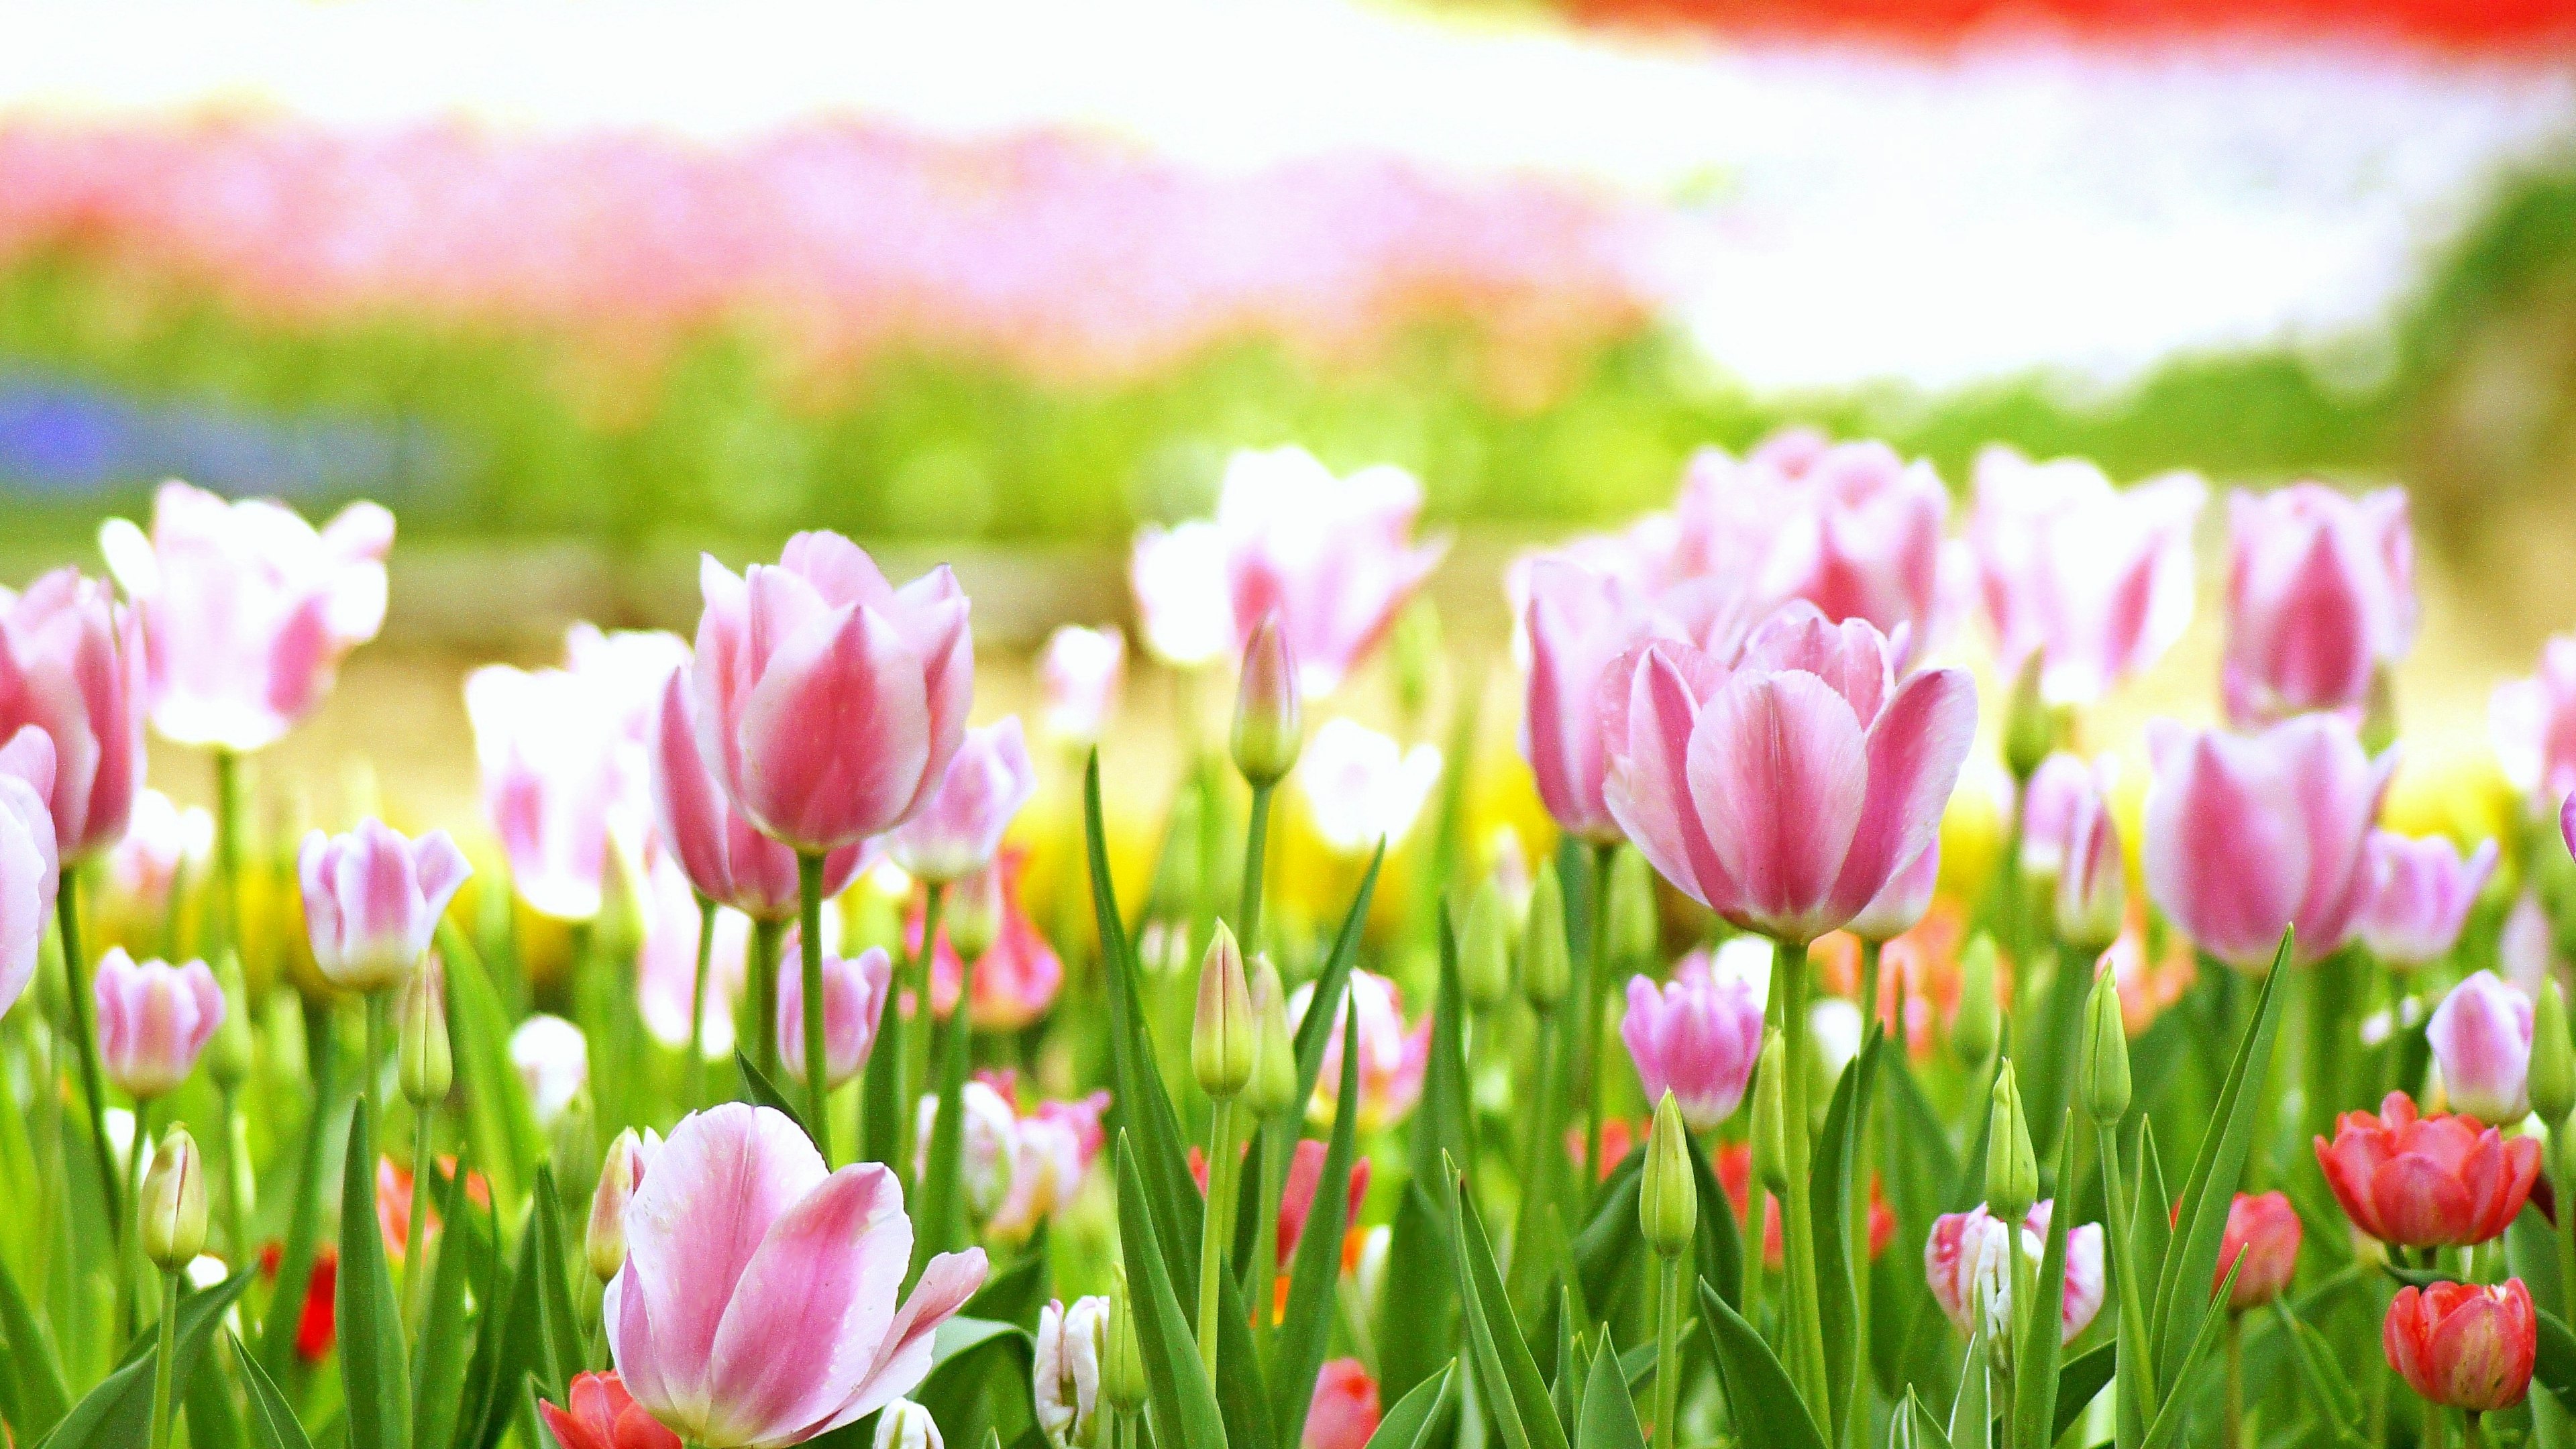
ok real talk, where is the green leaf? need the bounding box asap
[1570,1154,1642,1322]
[1379,1179,1460,1408]
[235,1331,321,1449]
[1698,1279,1828,1449]
[2047,1343,2116,1445]
[411,1161,493,1449]
[38,1268,255,1449]
[961,1250,1052,1331]
[1409,911,1473,1189]
[1289,845,1384,1109]
[861,947,909,1177]
[1273,1004,1364,1449]
[1112,1135,1230,1449]
[2131,1124,2171,1320]
[916,959,977,1275]
[1894,1390,1954,1449]
[0,1234,70,1439]
[1687,1134,1743,1315]
[1574,1330,1649,1449]
[1439,1165,1570,1449]
[460,1205,555,1449]
[911,1316,1038,1448]
[184,1332,246,1449]
[262,1031,343,1383]
[1945,1336,1990,1449]
[735,1048,814,1141]
[437,921,543,1210]
[527,1166,586,1401]
[2269,1301,2368,1449]
[2134,1263,2240,1449]
[2534,1307,2576,1411]
[2012,1108,2078,1449]
[1810,1025,1882,1446]
[339,1105,413,1449]
[1361,1362,1458,1449]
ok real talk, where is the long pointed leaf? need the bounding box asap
[0,1238,69,1438]
[1442,1165,1571,1449]
[1290,845,1384,1106]
[528,1166,584,1401]
[261,1028,342,1383]
[1113,1136,1230,1449]
[38,1269,255,1449]
[1575,1333,1650,1449]
[411,1161,491,1449]
[437,921,542,1209]
[235,1331,321,1449]
[1700,1279,1829,1449]
[1811,1027,1882,1446]
[1946,1336,1990,1449]
[339,1106,413,1449]
[1273,1004,1364,1449]
[1363,1363,1460,1449]
[1085,756,1200,1285]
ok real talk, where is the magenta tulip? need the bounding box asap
[1601,602,1978,946]
[2142,714,2392,969]
[2430,971,2534,1124]
[2492,635,2576,808]
[0,727,58,1017]
[885,717,1036,885]
[606,1103,987,1447]
[649,670,862,921]
[98,480,393,752]
[1968,448,2203,704]
[0,568,147,858]
[1215,447,1447,699]
[1620,969,1764,1132]
[93,948,223,1099]
[2221,484,2414,727]
[297,818,472,993]
[775,941,895,1091]
[2357,831,2497,968]
[1037,625,1124,747]
[690,533,971,856]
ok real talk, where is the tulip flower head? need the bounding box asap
[688,532,973,855]
[2017,751,2104,885]
[2316,1092,2540,1248]
[1924,1201,2105,1346]
[914,1079,1022,1223]
[1297,718,1440,857]
[1672,438,1951,643]
[1303,1359,1383,1449]
[635,851,751,1059]
[99,480,393,752]
[604,1103,987,1447]
[1038,626,1125,747]
[987,1091,1110,1244]
[2491,635,2576,807]
[2222,484,2414,727]
[1520,556,1660,843]
[0,567,148,857]
[2385,1279,2536,1413]
[1036,1295,1108,1449]
[94,949,223,1099]
[540,1372,682,1449]
[0,726,58,1018]
[649,669,864,922]
[1292,969,1430,1131]
[297,818,472,993]
[1968,448,2204,704]
[2213,1191,2300,1310]
[2052,781,2126,953]
[2428,971,2535,1124]
[1129,521,1234,669]
[139,1125,208,1269]
[775,943,895,1091]
[921,851,1063,1032]
[1619,967,1764,1132]
[875,1399,942,1449]
[510,1014,590,1131]
[887,716,1036,885]
[2357,831,2498,968]
[1213,447,1447,700]
[466,663,625,922]
[588,1127,661,1283]
[1849,839,1939,944]
[106,788,210,912]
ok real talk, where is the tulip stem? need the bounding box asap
[1653,1250,1684,1446]
[1198,1097,1242,1379]
[749,916,786,1081]
[1249,1120,1284,1363]
[365,988,390,1140]
[218,1085,251,1260]
[403,1110,435,1335]
[147,1265,180,1449]
[2463,1411,2483,1449]
[2555,1130,2576,1330]
[1519,1004,1558,1222]
[1580,843,1615,1188]
[1238,782,1273,952]
[1776,938,1831,1416]
[686,893,717,1109]
[58,873,125,1248]
[2096,1120,2157,1412]
[213,746,246,952]
[2222,1313,2244,1449]
[1848,939,1880,1449]
[903,881,949,1190]
[798,852,833,1163]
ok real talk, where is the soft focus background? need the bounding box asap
[6,0,2576,843]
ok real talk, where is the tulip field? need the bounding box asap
[7,402,2576,1449]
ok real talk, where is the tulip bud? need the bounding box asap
[1231,614,1303,788]
[1521,862,1570,1010]
[1102,1266,1148,1413]
[2533,979,2575,1129]
[2054,796,2125,953]
[1639,1092,1697,1258]
[2080,965,2130,1124]
[1606,849,1658,967]
[205,951,254,1092]
[1986,1061,2038,1224]
[139,1126,208,1271]
[1751,1030,1790,1195]
[398,955,452,1108]
[587,1126,653,1283]
[2003,653,2057,784]
[1242,954,1299,1121]
[1952,934,2000,1067]
[1460,879,1514,1012]
[947,863,1004,963]
[1193,923,1254,1099]
[873,1398,944,1449]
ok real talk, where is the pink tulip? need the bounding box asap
[649,670,862,922]
[2491,635,2576,807]
[93,948,223,1099]
[2215,1191,2302,1310]
[0,568,147,857]
[1303,1360,1382,1449]
[107,789,211,911]
[97,480,392,752]
[1521,557,1658,843]
[1292,969,1430,1132]
[914,1079,1022,1222]
[605,1103,987,1447]
[511,1014,590,1130]
[775,941,895,1091]
[1128,521,1234,669]
[0,728,58,1017]
[1849,839,1940,943]
[921,852,1063,1032]
[466,663,622,921]
[297,818,472,993]
[1601,602,1978,946]
[1620,968,1764,1132]
[1923,1201,2105,1346]
[636,851,749,1059]
[1214,447,1447,699]
[2357,831,2497,968]
[1968,448,2204,704]
[2221,484,2414,727]
[2429,971,2534,1124]
[1034,1296,1108,1449]
[2053,779,2127,951]
[2142,715,2392,969]
[690,533,972,855]
[1038,626,1124,746]
[2017,751,2104,880]
[1672,437,1950,642]
[987,1091,1110,1244]
[886,718,1036,885]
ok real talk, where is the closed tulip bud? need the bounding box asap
[873,1399,943,1449]
[398,955,452,1108]
[1953,934,2000,1067]
[2532,980,2575,1128]
[1231,614,1303,788]
[1102,1267,1148,1413]
[1521,863,1570,1009]
[1460,879,1513,1012]
[2004,653,2058,784]
[1752,1031,1790,1195]
[1607,849,1658,967]
[586,1126,657,1283]
[139,1126,207,1270]
[205,952,254,1093]
[946,863,1004,963]
[1639,1092,1697,1258]
[1193,924,1254,1099]
[1986,1061,2038,1223]
[1242,954,1299,1120]
[2080,966,2131,1124]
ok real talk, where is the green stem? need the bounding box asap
[58,872,124,1246]
[1197,1097,1241,1379]
[1581,841,1616,1187]
[1654,1252,1685,1446]
[1250,1122,1285,1362]
[1238,782,1274,951]
[749,916,786,1081]
[904,881,949,1182]
[1777,938,1830,1415]
[2556,1132,2576,1324]
[147,1267,180,1449]
[2098,1122,2158,1413]
[2464,1411,2483,1449]
[218,1086,250,1260]
[2006,1217,2037,1446]
[403,1107,435,1334]
[686,894,717,1109]
[2223,1313,2244,1449]
[1849,938,1880,1449]
[798,853,833,1163]
[364,988,390,1144]
[213,747,246,953]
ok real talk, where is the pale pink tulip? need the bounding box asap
[2143,715,2392,969]
[93,947,223,1099]
[466,663,622,921]
[2356,831,2497,968]
[297,818,471,993]
[107,789,211,910]
[886,718,1036,885]
[690,533,972,855]
[1038,626,1124,746]
[0,568,147,857]
[1849,839,1941,943]
[1034,1296,1108,1449]
[98,480,392,752]
[914,1079,1022,1222]
[1601,603,1978,945]
[1620,968,1764,1132]
[1968,448,2203,704]
[1521,557,1658,843]
[1215,447,1447,699]
[606,1103,987,1447]
[636,851,749,1059]
[2430,971,2534,1124]
[1672,437,1950,642]
[649,670,862,922]
[0,728,58,1017]
[2017,751,2104,881]
[511,1014,590,1130]
[775,942,895,1091]
[2222,484,2414,727]
[1128,521,1234,669]
[2504,889,2561,1000]
[1291,969,1429,1132]
[1923,1201,2104,1345]
[2491,635,2576,806]
[987,1091,1110,1244]
[1297,719,1442,857]
[2052,778,2127,951]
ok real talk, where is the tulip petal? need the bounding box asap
[701,1165,910,1446]
[1827,667,1978,927]
[2142,732,2309,968]
[2368,1155,2477,1246]
[1602,643,1736,911]
[737,603,932,852]
[1690,669,1867,941]
[815,1248,991,1436]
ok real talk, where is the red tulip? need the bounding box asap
[1302,1360,1382,1449]
[539,1371,682,1449]
[2315,1092,2539,1248]
[259,1240,338,1362]
[2385,1279,2536,1412]
[2212,1191,2300,1309]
